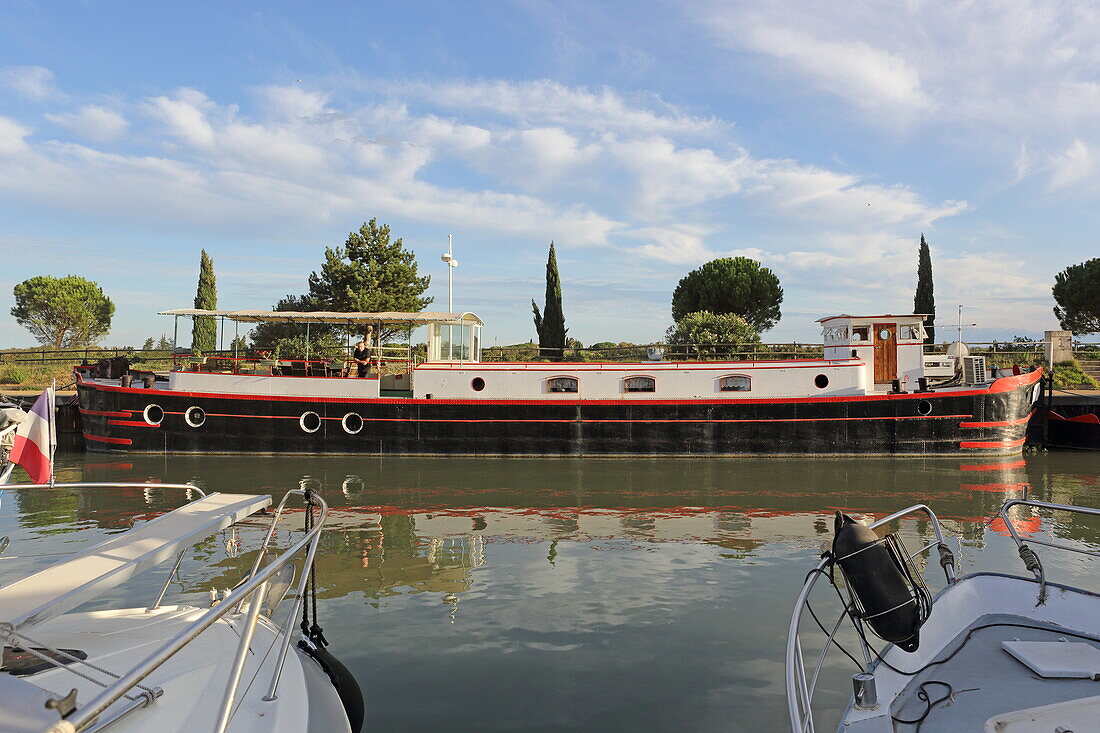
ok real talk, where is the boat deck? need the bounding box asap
[854,613,1100,731]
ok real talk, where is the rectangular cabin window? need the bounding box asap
[851,326,870,343]
[719,375,751,392]
[899,325,922,340]
[548,377,578,393]
[822,326,849,342]
[624,376,656,392]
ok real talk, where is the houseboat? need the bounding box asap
[75,310,1041,457]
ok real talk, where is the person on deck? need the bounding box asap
[350,326,375,377]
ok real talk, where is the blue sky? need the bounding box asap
[1,0,1097,348]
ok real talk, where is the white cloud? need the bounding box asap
[626,225,722,264]
[0,116,31,156]
[753,163,967,227]
[737,25,930,115]
[0,78,970,335]
[400,78,723,136]
[696,1,1100,189]
[1,66,63,102]
[143,88,218,148]
[1047,140,1092,191]
[44,105,129,142]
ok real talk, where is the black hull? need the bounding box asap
[75,371,1041,457]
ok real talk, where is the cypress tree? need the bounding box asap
[192,249,218,353]
[914,234,935,343]
[531,242,567,360]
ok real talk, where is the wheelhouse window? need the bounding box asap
[851,326,870,342]
[822,326,848,343]
[624,376,656,393]
[719,375,751,392]
[899,325,923,340]
[547,376,578,393]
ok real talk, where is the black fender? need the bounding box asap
[298,640,365,733]
[833,512,921,652]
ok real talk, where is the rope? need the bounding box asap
[891,680,953,730]
[1018,544,1047,605]
[936,543,955,578]
[7,630,158,702]
[299,488,327,648]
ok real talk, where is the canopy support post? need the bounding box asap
[305,322,310,363]
[233,321,239,360]
[219,316,224,352]
[173,316,178,351]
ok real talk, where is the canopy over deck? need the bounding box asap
[159,309,483,326]
[816,313,930,323]
[0,492,270,631]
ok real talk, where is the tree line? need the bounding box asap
[8,226,1100,354]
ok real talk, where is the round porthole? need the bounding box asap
[342,412,363,434]
[917,400,933,416]
[471,377,486,392]
[143,403,164,426]
[814,374,829,389]
[878,329,891,340]
[300,411,321,434]
[184,406,205,427]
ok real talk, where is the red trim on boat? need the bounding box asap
[959,411,1035,428]
[959,438,1027,449]
[156,412,972,425]
[107,419,160,428]
[79,408,130,418]
[83,432,132,445]
[75,365,1042,405]
[415,360,862,371]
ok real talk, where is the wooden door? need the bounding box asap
[873,323,897,383]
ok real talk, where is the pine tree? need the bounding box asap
[305,219,432,342]
[142,337,155,350]
[914,234,936,344]
[531,242,567,360]
[192,249,217,353]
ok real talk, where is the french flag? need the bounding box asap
[10,389,53,484]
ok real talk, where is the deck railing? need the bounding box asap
[6,341,1100,369]
[0,483,329,733]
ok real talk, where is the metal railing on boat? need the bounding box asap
[784,504,955,733]
[0,481,327,733]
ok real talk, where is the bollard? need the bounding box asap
[852,672,877,710]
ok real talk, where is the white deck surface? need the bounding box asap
[5,605,339,732]
[0,493,270,630]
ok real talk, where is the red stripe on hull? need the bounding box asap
[959,438,1027,449]
[107,419,159,428]
[83,432,132,445]
[73,366,1041,407]
[79,408,131,418]
[136,412,974,425]
[959,411,1035,428]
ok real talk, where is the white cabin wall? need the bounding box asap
[169,372,381,398]
[410,361,866,400]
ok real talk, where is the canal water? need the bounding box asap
[2,452,1099,731]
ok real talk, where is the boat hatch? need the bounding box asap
[0,492,271,631]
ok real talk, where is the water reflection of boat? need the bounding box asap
[0,482,363,732]
[787,498,1100,732]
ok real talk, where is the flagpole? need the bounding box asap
[49,379,56,488]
